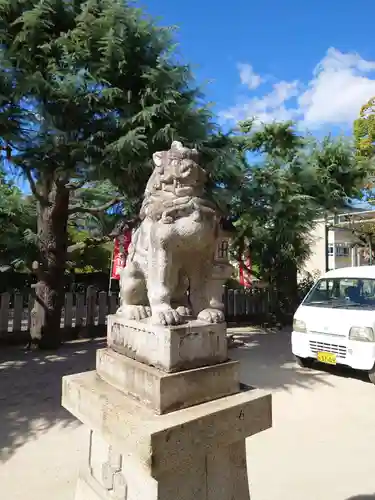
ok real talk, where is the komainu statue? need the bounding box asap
[117,141,226,326]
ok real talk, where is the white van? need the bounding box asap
[292,266,375,383]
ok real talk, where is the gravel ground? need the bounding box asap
[1,329,375,500]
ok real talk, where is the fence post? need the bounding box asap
[245,290,251,315]
[109,294,118,314]
[256,288,262,315]
[30,282,47,341]
[233,289,240,319]
[240,289,246,317]
[227,289,234,319]
[13,293,24,333]
[0,292,10,334]
[27,292,34,331]
[75,293,85,329]
[64,292,73,329]
[222,286,228,319]
[86,286,97,336]
[262,289,268,315]
[98,291,107,326]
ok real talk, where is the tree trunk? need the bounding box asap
[273,261,299,324]
[30,176,70,349]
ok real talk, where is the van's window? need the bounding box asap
[303,278,375,309]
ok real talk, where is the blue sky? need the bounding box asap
[142,0,375,136]
[9,0,375,200]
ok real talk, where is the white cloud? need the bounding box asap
[237,63,263,90]
[221,79,299,124]
[298,48,375,127]
[221,48,375,130]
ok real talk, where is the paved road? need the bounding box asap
[1,329,375,500]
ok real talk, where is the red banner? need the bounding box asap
[111,229,132,280]
[239,255,252,288]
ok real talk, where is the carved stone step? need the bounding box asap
[96,348,240,414]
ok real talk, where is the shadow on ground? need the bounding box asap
[229,327,370,392]
[0,338,105,463]
[0,326,371,464]
[345,496,375,499]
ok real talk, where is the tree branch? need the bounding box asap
[67,236,111,254]
[66,180,86,191]
[108,217,139,238]
[23,168,50,205]
[66,217,138,254]
[68,196,125,215]
[248,267,261,280]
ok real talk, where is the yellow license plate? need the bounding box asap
[317,352,336,365]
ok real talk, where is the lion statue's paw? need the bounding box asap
[152,307,183,326]
[175,305,193,317]
[117,305,151,321]
[197,308,225,324]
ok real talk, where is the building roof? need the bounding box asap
[314,206,371,223]
[323,266,375,279]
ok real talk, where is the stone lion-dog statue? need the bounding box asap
[117,140,226,326]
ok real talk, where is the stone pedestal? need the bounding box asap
[62,316,272,500]
[107,315,228,372]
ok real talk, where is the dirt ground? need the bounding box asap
[1,329,375,500]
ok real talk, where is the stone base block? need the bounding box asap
[62,371,272,480]
[107,315,228,372]
[75,475,103,500]
[96,348,240,414]
[74,431,251,500]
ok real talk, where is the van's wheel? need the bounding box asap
[367,366,375,384]
[294,355,314,368]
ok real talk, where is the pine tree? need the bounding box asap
[354,97,375,160]
[233,121,374,321]
[0,0,215,348]
[0,162,37,270]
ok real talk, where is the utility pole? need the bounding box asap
[325,221,330,272]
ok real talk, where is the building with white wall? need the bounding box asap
[303,209,375,276]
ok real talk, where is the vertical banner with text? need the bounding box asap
[239,255,252,288]
[111,229,132,280]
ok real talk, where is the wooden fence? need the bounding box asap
[0,286,275,339]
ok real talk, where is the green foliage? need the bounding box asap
[0,165,37,270]
[0,0,369,333]
[199,132,246,214]
[0,0,227,266]
[354,97,375,160]
[239,120,304,160]
[68,180,125,234]
[302,135,374,208]
[67,225,112,273]
[230,121,374,319]
[0,0,214,200]
[0,0,222,348]
[67,181,121,272]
